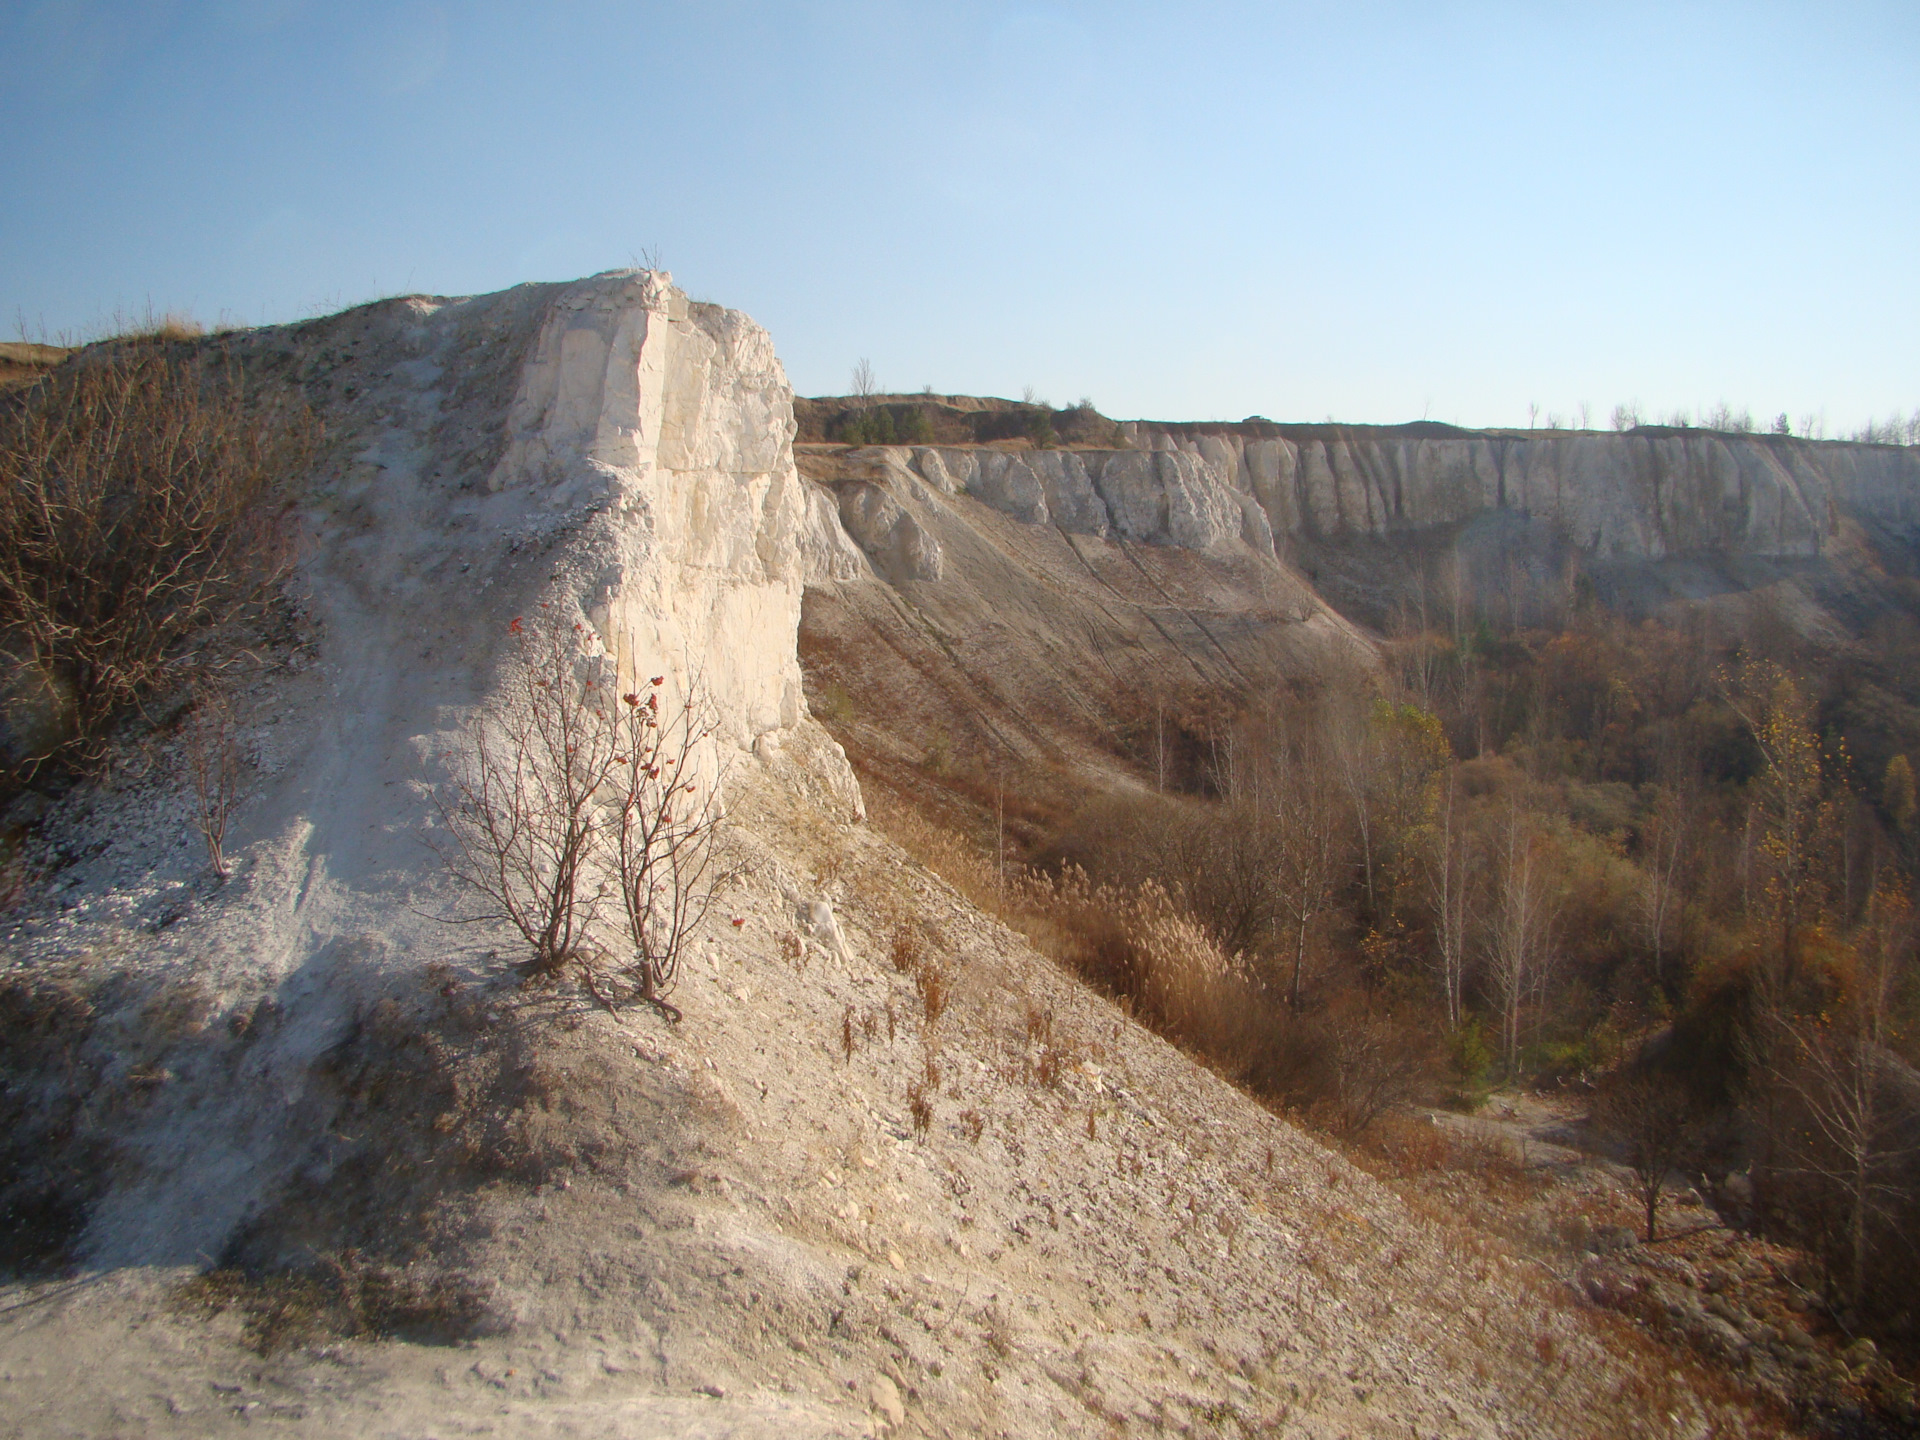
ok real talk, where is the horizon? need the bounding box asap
[3,2,1915,436]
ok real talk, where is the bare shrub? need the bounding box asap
[429,613,725,1013]
[1317,996,1435,1135]
[602,674,725,1019]
[430,616,621,979]
[915,957,950,1029]
[889,923,924,975]
[907,1078,933,1136]
[182,684,243,879]
[0,350,312,776]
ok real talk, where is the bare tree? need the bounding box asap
[851,358,878,402]
[1637,781,1692,982]
[430,615,622,978]
[1595,1070,1698,1241]
[1762,884,1916,1308]
[1336,698,1446,927]
[182,684,243,879]
[1424,766,1473,1029]
[1487,803,1558,1074]
[1268,729,1348,1008]
[1334,719,1378,916]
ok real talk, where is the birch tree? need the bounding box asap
[1486,803,1559,1073]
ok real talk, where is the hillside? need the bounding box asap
[0,273,1872,1438]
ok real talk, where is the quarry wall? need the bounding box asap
[806,427,1920,582]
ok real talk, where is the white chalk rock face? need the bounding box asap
[489,271,812,748]
[1089,450,1245,553]
[836,480,943,583]
[968,451,1051,526]
[1104,422,1920,562]
[911,447,965,496]
[1026,450,1111,536]
[800,480,872,582]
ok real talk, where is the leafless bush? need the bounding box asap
[889,922,924,975]
[1320,998,1434,1135]
[915,956,950,1029]
[430,616,621,979]
[602,673,725,1019]
[429,614,725,1018]
[0,350,312,776]
[182,684,243,878]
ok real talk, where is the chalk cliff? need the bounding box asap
[804,427,1920,572]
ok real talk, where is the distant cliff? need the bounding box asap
[800,423,1920,570]
[1125,421,1920,563]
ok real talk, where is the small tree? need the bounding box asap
[430,615,621,977]
[1595,1070,1698,1241]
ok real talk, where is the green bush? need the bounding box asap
[1447,1017,1493,1107]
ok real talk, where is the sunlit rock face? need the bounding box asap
[487,270,814,746]
[1115,424,1920,563]
[803,425,1920,575]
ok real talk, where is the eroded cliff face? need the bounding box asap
[792,439,1376,811]
[805,427,1920,576]
[1133,422,1920,562]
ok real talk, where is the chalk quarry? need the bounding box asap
[4,270,1897,1437]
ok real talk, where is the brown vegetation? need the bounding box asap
[844,572,1920,1405]
[0,348,312,777]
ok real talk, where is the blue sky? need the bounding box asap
[4,2,1916,429]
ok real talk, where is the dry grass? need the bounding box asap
[0,348,313,776]
[107,309,207,345]
[873,795,1428,1133]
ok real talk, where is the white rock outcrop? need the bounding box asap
[488,271,813,747]
[1115,424,1920,562]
